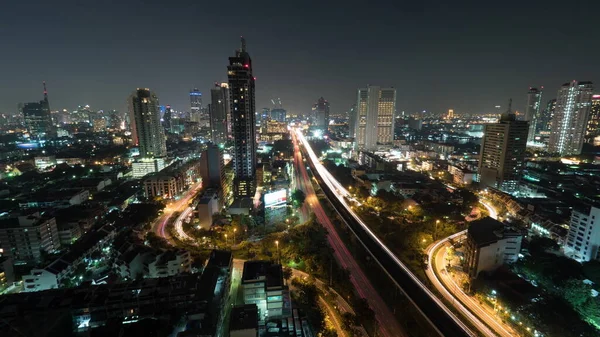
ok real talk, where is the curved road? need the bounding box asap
[425,199,517,337]
[153,181,203,242]
[291,131,407,337]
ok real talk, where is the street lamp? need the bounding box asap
[275,240,280,263]
[233,228,237,245]
[225,234,228,248]
[435,219,440,240]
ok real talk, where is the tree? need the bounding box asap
[291,189,306,209]
[283,267,293,284]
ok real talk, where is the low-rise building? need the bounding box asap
[464,217,522,278]
[197,189,220,229]
[146,250,191,278]
[19,188,90,209]
[565,205,600,262]
[0,212,60,263]
[242,261,290,321]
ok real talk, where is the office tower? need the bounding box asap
[190,88,202,122]
[162,105,172,131]
[585,95,600,143]
[210,83,230,145]
[538,99,556,136]
[228,37,257,198]
[548,81,594,155]
[270,108,287,123]
[478,101,528,192]
[524,87,543,143]
[23,82,52,139]
[348,104,357,138]
[312,97,330,129]
[565,205,600,262]
[128,88,167,158]
[354,85,396,150]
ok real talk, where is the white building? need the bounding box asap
[464,217,522,278]
[548,81,594,155]
[132,157,166,178]
[353,86,396,151]
[146,250,191,278]
[197,190,220,229]
[565,206,600,262]
[0,212,60,263]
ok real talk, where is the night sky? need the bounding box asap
[1,0,599,116]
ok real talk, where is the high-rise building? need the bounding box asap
[190,88,202,123]
[478,102,528,192]
[270,108,286,123]
[585,95,600,143]
[538,99,556,136]
[209,83,230,145]
[128,88,167,158]
[354,86,396,150]
[524,87,543,143]
[565,205,600,262]
[162,105,172,131]
[312,97,330,129]
[548,81,594,155]
[228,37,257,199]
[447,109,454,119]
[23,82,52,139]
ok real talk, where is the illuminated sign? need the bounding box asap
[264,189,287,207]
[189,92,202,96]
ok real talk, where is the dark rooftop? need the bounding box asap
[229,304,258,331]
[468,216,505,246]
[206,250,232,269]
[242,261,283,288]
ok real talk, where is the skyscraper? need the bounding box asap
[23,82,52,139]
[190,88,202,122]
[128,88,167,158]
[538,99,556,139]
[585,95,600,143]
[354,86,396,150]
[210,82,230,145]
[548,81,594,155]
[270,108,286,123]
[524,87,543,143]
[478,101,528,192]
[447,109,454,119]
[200,144,225,192]
[228,37,257,199]
[312,97,330,129]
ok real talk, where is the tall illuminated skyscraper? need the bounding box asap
[189,88,202,122]
[228,37,257,198]
[128,88,167,158]
[354,86,396,150]
[23,82,52,139]
[210,82,230,145]
[478,101,528,192]
[524,87,543,142]
[548,81,594,155]
[585,95,600,143]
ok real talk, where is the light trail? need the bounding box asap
[296,129,478,337]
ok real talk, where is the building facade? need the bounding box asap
[585,95,600,144]
[210,83,230,145]
[548,81,594,155]
[23,83,52,139]
[312,97,330,129]
[128,88,167,158]
[190,88,203,123]
[524,87,543,142]
[565,205,600,262]
[464,217,522,278]
[478,111,528,192]
[354,86,396,151]
[228,37,257,199]
[0,212,61,263]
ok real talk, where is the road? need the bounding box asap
[295,129,475,337]
[153,181,203,241]
[425,196,517,337]
[291,131,407,337]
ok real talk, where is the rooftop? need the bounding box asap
[229,304,258,331]
[468,217,505,246]
[242,261,283,288]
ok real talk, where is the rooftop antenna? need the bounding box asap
[240,36,246,52]
[43,81,48,101]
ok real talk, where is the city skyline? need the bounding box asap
[2,1,600,116]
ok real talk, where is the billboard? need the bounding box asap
[264,189,287,207]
